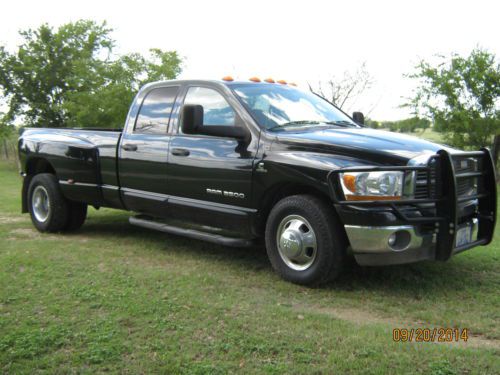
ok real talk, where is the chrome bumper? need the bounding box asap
[345,219,479,266]
[345,225,427,253]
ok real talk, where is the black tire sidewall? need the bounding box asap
[28,174,69,232]
[65,201,87,231]
[265,195,345,285]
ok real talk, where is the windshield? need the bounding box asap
[231,83,357,130]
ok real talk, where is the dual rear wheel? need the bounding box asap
[28,173,87,233]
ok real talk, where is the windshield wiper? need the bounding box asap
[269,120,357,131]
[281,120,322,126]
[323,120,357,127]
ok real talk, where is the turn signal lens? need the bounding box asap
[343,174,356,193]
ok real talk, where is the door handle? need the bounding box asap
[122,143,138,152]
[171,148,190,157]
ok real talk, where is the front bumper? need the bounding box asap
[328,148,496,266]
[345,219,478,266]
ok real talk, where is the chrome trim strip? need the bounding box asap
[121,187,257,214]
[121,187,168,201]
[471,217,479,242]
[59,181,98,188]
[102,184,119,191]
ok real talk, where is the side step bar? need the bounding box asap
[129,216,255,248]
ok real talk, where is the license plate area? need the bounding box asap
[455,223,473,247]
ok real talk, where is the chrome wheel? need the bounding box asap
[32,186,50,223]
[276,214,317,271]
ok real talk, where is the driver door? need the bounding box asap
[166,85,256,234]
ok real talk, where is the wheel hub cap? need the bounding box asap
[280,230,302,258]
[276,215,317,271]
[32,186,50,223]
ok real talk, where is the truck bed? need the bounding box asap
[19,127,123,209]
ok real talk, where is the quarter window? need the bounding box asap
[184,87,235,127]
[135,86,179,134]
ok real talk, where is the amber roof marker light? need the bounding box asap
[249,77,261,82]
[264,78,275,83]
[222,76,234,81]
[277,79,287,84]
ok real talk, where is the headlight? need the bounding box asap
[340,171,404,201]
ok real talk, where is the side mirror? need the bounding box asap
[181,104,249,141]
[181,104,204,134]
[352,111,365,125]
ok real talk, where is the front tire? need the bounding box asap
[28,173,69,232]
[265,195,346,286]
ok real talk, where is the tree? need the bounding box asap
[364,118,380,129]
[0,20,182,129]
[405,48,499,162]
[308,62,374,112]
[0,112,14,159]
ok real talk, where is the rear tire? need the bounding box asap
[265,194,346,286]
[65,201,87,231]
[28,173,69,233]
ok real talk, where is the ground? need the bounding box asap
[0,159,498,374]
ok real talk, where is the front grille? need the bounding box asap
[415,170,432,198]
[414,158,438,199]
[453,157,480,198]
[414,156,479,200]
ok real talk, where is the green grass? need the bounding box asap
[410,128,446,144]
[0,159,499,374]
[381,128,447,145]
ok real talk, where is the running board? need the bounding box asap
[129,216,254,247]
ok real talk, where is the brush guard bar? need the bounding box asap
[328,148,497,261]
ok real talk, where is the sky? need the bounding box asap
[0,0,498,121]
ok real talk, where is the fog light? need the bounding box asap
[388,230,412,251]
[388,233,397,246]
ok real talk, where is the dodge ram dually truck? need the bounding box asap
[18,79,497,285]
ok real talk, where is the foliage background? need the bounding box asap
[0,20,182,129]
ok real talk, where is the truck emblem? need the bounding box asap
[206,188,245,199]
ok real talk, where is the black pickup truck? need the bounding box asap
[18,79,497,285]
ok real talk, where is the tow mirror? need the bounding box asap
[181,104,204,134]
[181,104,249,141]
[352,111,365,125]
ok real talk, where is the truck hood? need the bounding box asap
[272,127,450,164]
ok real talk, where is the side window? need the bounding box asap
[184,87,235,127]
[134,86,179,134]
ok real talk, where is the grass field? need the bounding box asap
[379,127,446,145]
[409,128,446,144]
[0,159,499,374]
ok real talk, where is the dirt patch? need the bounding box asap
[294,304,499,350]
[9,228,40,238]
[8,227,58,241]
[0,215,25,224]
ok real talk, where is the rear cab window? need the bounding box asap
[134,86,179,134]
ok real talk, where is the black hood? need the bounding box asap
[272,127,452,165]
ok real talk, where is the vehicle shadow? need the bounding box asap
[75,214,490,298]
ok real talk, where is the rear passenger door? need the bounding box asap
[118,85,179,216]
